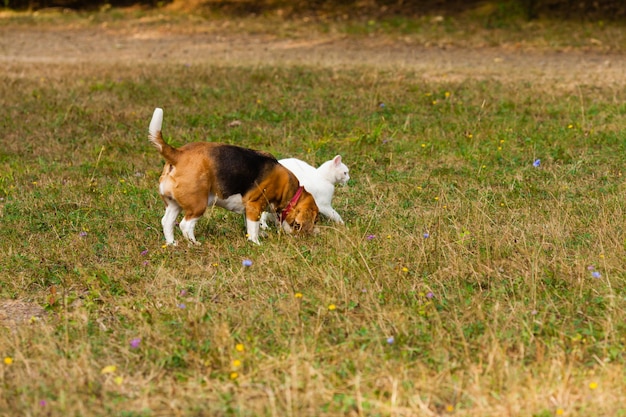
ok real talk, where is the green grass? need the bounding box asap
[1,12,626,417]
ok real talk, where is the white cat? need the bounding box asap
[261,155,350,229]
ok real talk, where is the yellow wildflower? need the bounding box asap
[101,365,117,374]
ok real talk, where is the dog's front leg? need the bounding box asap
[246,218,261,245]
[245,202,265,245]
[281,220,293,234]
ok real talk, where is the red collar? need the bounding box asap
[279,186,304,222]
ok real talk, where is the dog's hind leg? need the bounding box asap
[169,187,208,245]
[162,200,182,245]
[178,199,207,245]
[180,216,202,245]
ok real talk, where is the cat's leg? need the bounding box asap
[260,212,272,230]
[320,205,344,224]
[260,211,278,230]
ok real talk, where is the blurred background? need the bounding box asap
[4,0,626,21]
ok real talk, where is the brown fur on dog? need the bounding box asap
[148,108,318,245]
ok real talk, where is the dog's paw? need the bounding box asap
[281,221,293,234]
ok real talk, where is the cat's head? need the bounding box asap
[329,155,350,185]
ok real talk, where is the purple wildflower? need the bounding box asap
[141,249,148,256]
[592,271,601,279]
[177,303,186,309]
[423,232,430,238]
[386,336,394,345]
[242,259,253,267]
[533,159,541,167]
[426,292,434,299]
[79,231,87,237]
[130,338,141,349]
[366,234,376,240]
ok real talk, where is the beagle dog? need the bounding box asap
[148,108,318,245]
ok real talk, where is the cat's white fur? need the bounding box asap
[261,155,349,228]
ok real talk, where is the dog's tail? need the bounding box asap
[148,108,179,164]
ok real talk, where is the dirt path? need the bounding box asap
[1,25,624,89]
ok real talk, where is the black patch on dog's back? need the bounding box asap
[212,145,278,197]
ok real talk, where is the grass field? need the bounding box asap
[1,6,626,417]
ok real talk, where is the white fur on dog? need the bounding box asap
[148,108,164,152]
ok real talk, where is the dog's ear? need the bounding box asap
[294,208,318,233]
[285,193,318,234]
[295,193,319,234]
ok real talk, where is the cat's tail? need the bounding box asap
[148,108,179,165]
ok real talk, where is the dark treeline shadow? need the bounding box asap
[4,0,626,21]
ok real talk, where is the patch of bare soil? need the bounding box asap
[0,299,47,330]
[1,25,624,90]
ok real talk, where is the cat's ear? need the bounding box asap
[333,155,342,165]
